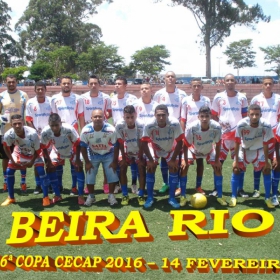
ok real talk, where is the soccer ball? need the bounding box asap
[190,193,207,209]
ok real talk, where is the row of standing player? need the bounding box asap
[0,73,279,208]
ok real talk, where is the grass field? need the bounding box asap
[0,159,279,280]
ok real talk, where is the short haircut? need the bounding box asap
[61,76,72,83]
[249,104,261,112]
[224,73,235,79]
[165,71,176,78]
[123,105,136,114]
[155,104,168,114]
[191,78,202,83]
[88,75,101,85]
[198,106,211,115]
[115,76,127,85]
[11,114,22,120]
[35,81,46,90]
[262,76,273,82]
[49,113,61,123]
[6,74,17,81]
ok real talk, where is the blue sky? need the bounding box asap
[8,0,280,77]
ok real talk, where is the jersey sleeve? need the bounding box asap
[174,122,184,141]
[110,130,117,145]
[185,127,193,147]
[211,94,219,116]
[77,96,84,117]
[51,97,58,114]
[3,132,13,147]
[79,128,88,147]
[241,96,248,115]
[235,124,242,144]
[25,101,33,122]
[180,97,187,122]
[263,124,274,145]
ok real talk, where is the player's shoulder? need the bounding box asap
[115,119,125,128]
[177,88,187,97]
[259,117,272,127]
[145,117,156,128]
[168,116,180,126]
[41,125,51,133]
[103,122,116,132]
[236,91,248,100]
[209,119,221,129]
[126,92,138,100]
[26,96,37,105]
[136,118,145,128]
[61,123,76,133]
[201,95,211,102]
[24,125,37,134]
[81,91,90,98]
[237,117,249,127]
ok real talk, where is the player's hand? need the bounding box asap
[21,160,34,168]
[46,160,55,169]
[109,160,118,172]
[272,159,279,170]
[263,161,271,173]
[119,159,127,168]
[147,160,157,173]
[213,160,222,172]
[85,161,94,174]
[138,158,146,167]
[232,161,240,173]
[75,158,83,168]
[180,159,189,171]
[167,159,178,172]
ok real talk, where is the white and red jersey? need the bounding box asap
[250,92,280,132]
[211,91,248,140]
[274,123,280,144]
[81,91,112,124]
[185,119,221,156]
[51,92,84,131]
[235,117,274,151]
[80,122,117,156]
[142,117,184,158]
[25,96,52,136]
[111,92,138,125]
[3,126,42,160]
[153,87,187,119]
[181,94,211,127]
[115,119,144,157]
[40,123,80,159]
[136,98,158,124]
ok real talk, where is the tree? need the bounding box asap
[158,0,269,78]
[115,63,136,78]
[77,43,124,80]
[29,61,54,81]
[131,45,170,77]
[2,66,29,81]
[224,39,256,77]
[15,0,111,59]
[260,45,280,78]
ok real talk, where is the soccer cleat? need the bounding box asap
[78,196,85,205]
[108,194,118,206]
[53,186,63,195]
[3,183,7,193]
[138,196,145,206]
[196,187,205,195]
[70,187,78,196]
[175,187,181,197]
[252,190,260,198]
[121,196,130,206]
[238,190,249,198]
[159,183,169,193]
[131,184,138,194]
[265,198,275,208]
[103,184,109,194]
[217,197,227,206]
[52,195,62,204]
[21,183,28,195]
[43,197,51,206]
[144,197,154,208]
[209,189,218,197]
[271,195,279,206]
[114,184,121,194]
[84,186,89,194]
[229,197,237,207]
[168,198,180,209]
[1,197,15,206]
[180,196,188,207]
[84,195,96,206]
[34,186,42,195]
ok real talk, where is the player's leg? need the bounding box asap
[33,166,42,194]
[137,160,146,206]
[130,161,138,194]
[262,166,275,208]
[102,167,109,194]
[70,162,78,195]
[20,169,27,195]
[47,164,62,204]
[56,165,64,192]
[1,167,16,206]
[179,157,189,207]
[167,157,180,209]
[102,153,119,206]
[195,158,205,194]
[158,157,169,193]
[75,163,85,205]
[144,160,158,208]
[119,158,129,206]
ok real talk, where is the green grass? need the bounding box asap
[0,159,279,279]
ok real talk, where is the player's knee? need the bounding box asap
[232,167,240,175]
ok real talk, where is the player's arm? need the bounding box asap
[22,149,39,168]
[42,146,54,169]
[180,119,186,132]
[78,114,85,130]
[232,141,240,172]
[3,144,21,167]
[109,141,119,172]
[213,140,222,171]
[81,146,93,174]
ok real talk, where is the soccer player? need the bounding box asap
[182,106,227,206]
[140,104,184,209]
[81,75,112,194]
[41,113,84,205]
[136,83,158,124]
[0,75,29,194]
[115,105,145,206]
[230,104,275,208]
[111,76,138,193]
[152,71,187,194]
[1,114,55,206]
[211,73,248,197]
[51,76,85,195]
[250,76,280,202]
[26,81,52,194]
[79,109,119,206]
[180,78,211,195]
